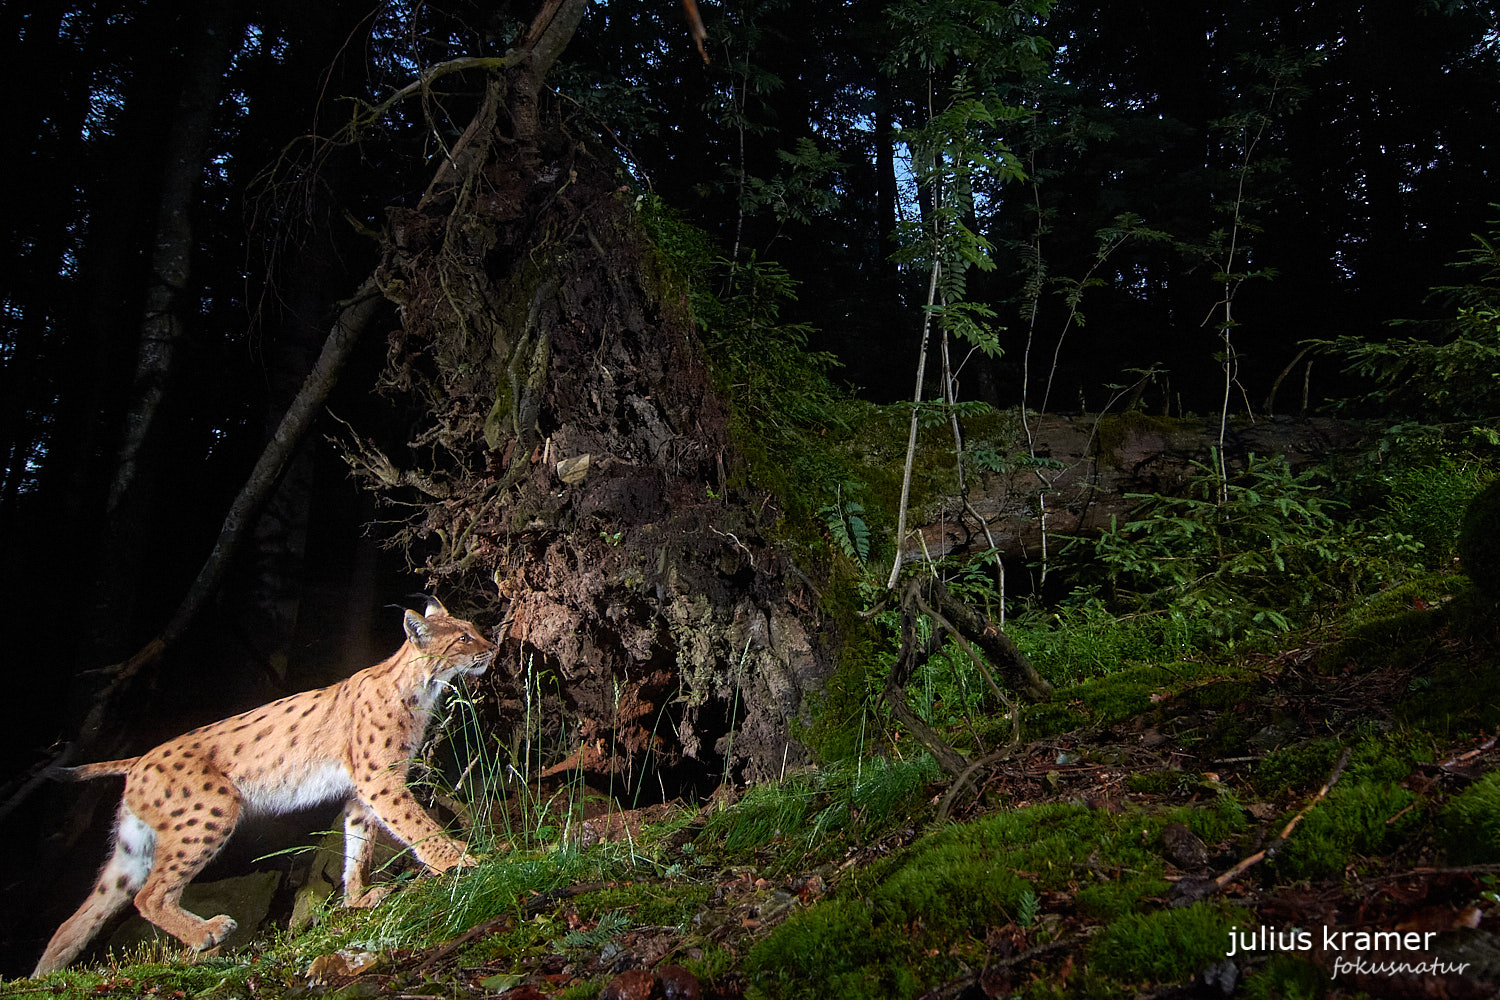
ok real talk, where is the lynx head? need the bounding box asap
[402,597,495,681]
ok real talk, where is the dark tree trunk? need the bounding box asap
[84,1,246,661]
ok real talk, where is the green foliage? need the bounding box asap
[1077,453,1381,641]
[1379,456,1490,562]
[1088,902,1251,982]
[818,495,870,564]
[1440,771,1500,864]
[1458,478,1500,601]
[1318,212,1500,434]
[741,137,846,235]
[1008,599,1207,684]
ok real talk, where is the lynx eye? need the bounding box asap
[458,634,473,643]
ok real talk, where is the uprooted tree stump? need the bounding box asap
[340,14,832,798]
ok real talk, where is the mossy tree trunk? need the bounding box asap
[349,9,828,795]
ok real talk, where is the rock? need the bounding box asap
[556,453,591,485]
[1161,821,1210,869]
[598,968,654,1000]
[657,964,702,999]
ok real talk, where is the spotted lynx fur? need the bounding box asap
[33,598,495,977]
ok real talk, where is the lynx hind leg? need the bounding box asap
[130,784,244,953]
[32,806,155,977]
[341,800,390,908]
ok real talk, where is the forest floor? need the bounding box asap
[9,571,1500,1000]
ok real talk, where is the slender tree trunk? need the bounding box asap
[85,1,246,658]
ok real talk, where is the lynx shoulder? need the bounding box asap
[33,598,494,977]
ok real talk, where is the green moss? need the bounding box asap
[1088,902,1251,982]
[25,959,254,1000]
[1255,732,1434,797]
[1269,780,1422,880]
[744,899,919,1000]
[1167,794,1248,846]
[1440,771,1500,864]
[1240,952,1326,1000]
[1075,879,1169,920]
[1022,662,1185,735]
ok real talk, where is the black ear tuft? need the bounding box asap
[407,593,449,618]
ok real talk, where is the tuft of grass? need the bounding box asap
[701,754,939,862]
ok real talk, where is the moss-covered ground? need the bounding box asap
[9,572,1500,999]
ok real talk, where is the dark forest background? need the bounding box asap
[1,0,1497,942]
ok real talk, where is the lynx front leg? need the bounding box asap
[341,799,391,908]
[355,776,474,876]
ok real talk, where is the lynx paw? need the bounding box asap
[346,885,393,909]
[197,915,238,950]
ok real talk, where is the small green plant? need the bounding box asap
[1076,453,1373,641]
[819,494,871,564]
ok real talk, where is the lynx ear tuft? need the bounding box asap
[408,593,449,618]
[403,609,434,648]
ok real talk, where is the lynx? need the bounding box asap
[33,598,495,977]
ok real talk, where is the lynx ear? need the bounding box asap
[421,595,449,619]
[403,609,434,649]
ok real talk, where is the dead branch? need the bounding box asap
[74,280,387,753]
[885,580,1052,779]
[922,580,1053,701]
